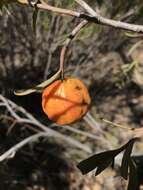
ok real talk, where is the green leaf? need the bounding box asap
[14,69,61,96]
[127,159,138,190]
[32,7,39,33]
[121,139,135,180]
[0,1,9,14]
[125,32,143,38]
[127,40,143,56]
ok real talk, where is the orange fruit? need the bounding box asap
[42,77,91,125]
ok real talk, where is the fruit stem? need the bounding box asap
[60,46,66,81]
[61,65,65,81]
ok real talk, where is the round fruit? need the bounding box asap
[42,77,91,125]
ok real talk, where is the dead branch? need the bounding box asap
[0,94,115,161]
[0,94,92,154]
[16,0,143,33]
[0,132,49,162]
[75,0,143,33]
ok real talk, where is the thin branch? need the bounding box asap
[0,95,21,120]
[13,0,143,96]
[75,0,143,33]
[18,0,80,17]
[51,124,113,149]
[7,96,110,147]
[51,124,101,141]
[17,0,143,33]
[84,112,103,133]
[60,20,88,78]
[43,50,52,80]
[0,132,47,162]
[25,119,92,153]
[0,94,91,153]
[75,0,97,16]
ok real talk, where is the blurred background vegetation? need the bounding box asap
[0,0,143,189]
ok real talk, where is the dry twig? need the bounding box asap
[15,0,143,33]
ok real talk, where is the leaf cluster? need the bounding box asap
[77,138,139,190]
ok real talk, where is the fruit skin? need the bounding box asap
[42,77,91,125]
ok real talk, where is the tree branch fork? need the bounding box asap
[13,0,143,96]
[17,0,143,33]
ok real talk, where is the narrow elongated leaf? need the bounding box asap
[121,139,135,180]
[127,40,143,56]
[125,32,143,38]
[127,159,138,190]
[32,7,38,33]
[77,138,138,175]
[14,69,61,96]
[77,147,123,175]
[111,158,115,169]
[95,159,112,176]
[0,1,10,14]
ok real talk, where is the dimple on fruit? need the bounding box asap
[42,77,91,125]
